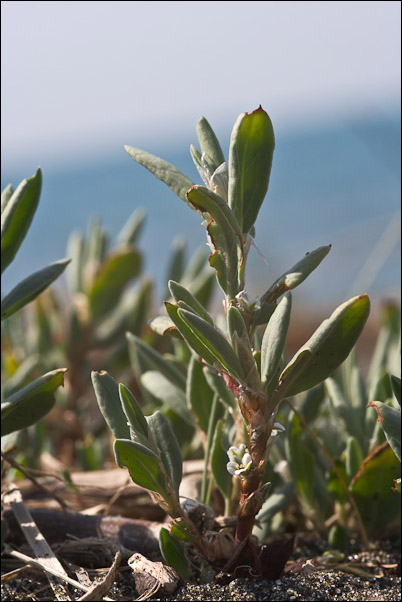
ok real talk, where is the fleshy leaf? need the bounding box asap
[211,418,233,500]
[124,146,194,202]
[1,169,42,273]
[88,246,142,320]
[141,371,194,426]
[228,107,275,233]
[1,369,66,436]
[260,245,331,305]
[168,280,214,325]
[261,292,292,389]
[390,375,401,407]
[1,259,71,320]
[113,438,162,492]
[277,295,370,398]
[367,401,401,462]
[187,356,216,433]
[91,371,130,440]
[178,307,245,381]
[196,116,225,171]
[119,384,149,439]
[147,410,183,496]
[159,527,190,581]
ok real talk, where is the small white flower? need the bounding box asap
[235,290,261,312]
[226,444,252,476]
[271,422,286,437]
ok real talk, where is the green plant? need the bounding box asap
[93,106,370,579]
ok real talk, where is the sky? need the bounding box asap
[2,0,401,169]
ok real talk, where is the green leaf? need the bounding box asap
[126,332,186,390]
[119,384,149,439]
[345,436,364,480]
[196,116,225,171]
[114,438,162,492]
[261,292,292,389]
[91,371,130,440]
[141,371,194,426]
[351,445,401,535]
[211,418,232,500]
[228,107,275,233]
[255,482,294,523]
[1,184,14,213]
[285,411,315,505]
[125,146,194,202]
[325,378,366,450]
[186,185,243,298]
[1,369,66,436]
[1,169,42,273]
[178,307,245,381]
[169,280,214,325]
[260,245,331,305]
[278,295,370,398]
[148,315,180,338]
[159,527,190,581]
[116,208,146,245]
[390,375,401,407]
[165,236,186,296]
[88,246,142,320]
[147,410,183,496]
[1,259,71,320]
[367,402,401,461]
[203,366,236,409]
[187,356,216,433]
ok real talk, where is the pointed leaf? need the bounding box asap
[141,371,194,426]
[88,246,142,320]
[147,410,183,496]
[178,307,245,381]
[159,527,190,581]
[367,401,401,461]
[261,292,292,389]
[1,369,66,436]
[169,279,213,325]
[196,116,225,171]
[91,371,130,439]
[114,438,162,492]
[228,107,275,233]
[260,245,331,305]
[1,169,42,273]
[187,356,215,433]
[278,295,370,398]
[125,146,194,202]
[1,259,71,320]
[211,418,233,500]
[119,384,149,439]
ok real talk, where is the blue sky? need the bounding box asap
[2,0,401,168]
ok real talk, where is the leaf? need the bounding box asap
[119,384,149,439]
[278,295,370,398]
[91,371,130,440]
[260,245,331,305]
[141,371,193,425]
[261,292,292,389]
[1,169,42,273]
[147,410,183,496]
[159,528,190,581]
[125,146,194,202]
[367,401,401,461]
[325,378,366,450]
[114,438,163,493]
[187,356,216,433]
[1,184,14,213]
[88,246,142,320]
[178,307,245,381]
[255,482,294,523]
[148,315,180,338]
[1,369,66,436]
[126,332,186,390]
[117,208,146,245]
[351,444,401,535]
[196,116,225,171]
[211,418,232,500]
[1,259,71,320]
[186,185,243,298]
[168,280,213,325]
[285,412,315,505]
[203,366,236,409]
[345,436,364,480]
[228,107,275,233]
[390,375,401,407]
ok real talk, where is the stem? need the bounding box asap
[285,399,369,547]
